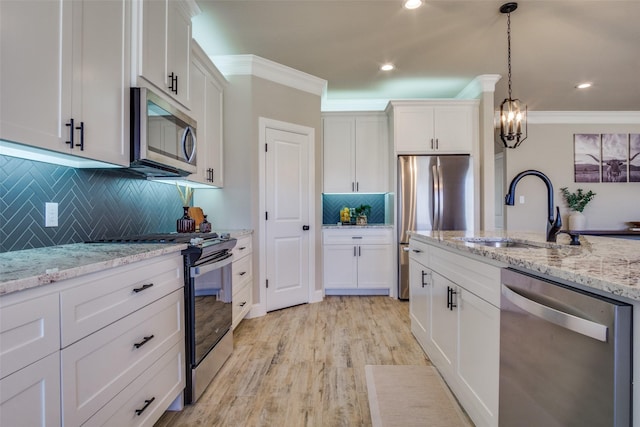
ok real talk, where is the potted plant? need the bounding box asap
[354,204,371,225]
[560,187,596,230]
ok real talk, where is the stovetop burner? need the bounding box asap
[87,232,223,244]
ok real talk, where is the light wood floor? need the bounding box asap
[155,296,431,427]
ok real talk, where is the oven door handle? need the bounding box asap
[191,253,233,278]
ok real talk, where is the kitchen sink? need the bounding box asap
[457,237,546,249]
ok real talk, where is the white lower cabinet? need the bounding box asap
[0,251,185,427]
[322,228,393,294]
[0,352,61,427]
[232,233,253,329]
[409,238,501,427]
[83,342,184,427]
[61,289,184,426]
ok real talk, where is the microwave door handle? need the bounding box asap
[182,126,197,162]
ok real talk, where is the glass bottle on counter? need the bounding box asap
[200,215,212,233]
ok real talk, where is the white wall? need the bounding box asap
[504,120,640,232]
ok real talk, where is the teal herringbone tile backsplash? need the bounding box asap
[322,193,386,224]
[1,155,185,252]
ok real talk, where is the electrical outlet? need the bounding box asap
[519,196,525,204]
[45,202,58,227]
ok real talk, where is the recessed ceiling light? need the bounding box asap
[576,82,592,89]
[380,63,395,71]
[403,0,422,10]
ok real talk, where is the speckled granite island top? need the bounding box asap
[410,230,640,302]
[0,243,186,296]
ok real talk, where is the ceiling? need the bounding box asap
[192,0,640,111]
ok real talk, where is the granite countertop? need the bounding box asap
[410,230,640,302]
[322,224,393,229]
[0,243,187,296]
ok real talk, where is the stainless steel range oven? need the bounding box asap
[182,236,237,404]
[87,232,237,404]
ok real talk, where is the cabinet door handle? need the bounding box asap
[412,249,422,253]
[353,246,357,257]
[435,138,439,150]
[135,397,155,416]
[75,121,84,150]
[239,301,247,307]
[421,270,430,287]
[238,246,246,251]
[356,182,359,192]
[358,246,361,256]
[132,283,154,293]
[65,118,75,149]
[239,271,247,276]
[133,334,155,349]
[447,286,457,310]
[430,138,434,150]
[352,182,355,192]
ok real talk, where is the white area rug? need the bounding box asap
[365,365,473,427]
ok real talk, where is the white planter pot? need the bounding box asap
[568,211,586,231]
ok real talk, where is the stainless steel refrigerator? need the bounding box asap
[397,155,474,300]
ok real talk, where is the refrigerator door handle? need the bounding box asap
[432,164,440,231]
[438,163,444,231]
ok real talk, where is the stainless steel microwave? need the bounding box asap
[130,87,197,177]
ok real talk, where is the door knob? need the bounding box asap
[302,225,310,230]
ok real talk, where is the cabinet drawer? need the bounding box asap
[60,254,183,347]
[0,351,61,427]
[232,283,252,329]
[232,254,252,288]
[408,239,429,266]
[0,293,59,379]
[323,228,392,245]
[83,343,184,427]
[429,245,501,307]
[61,289,184,427]
[232,234,252,260]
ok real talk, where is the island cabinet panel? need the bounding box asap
[0,352,61,427]
[408,238,500,427]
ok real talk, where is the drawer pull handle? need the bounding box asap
[135,397,156,416]
[133,283,154,293]
[239,246,247,250]
[239,271,247,276]
[352,236,363,239]
[239,301,247,307]
[412,249,422,253]
[133,335,155,349]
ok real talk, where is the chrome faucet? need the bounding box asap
[505,170,562,242]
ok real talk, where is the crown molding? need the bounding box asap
[210,54,326,97]
[321,98,390,112]
[528,111,640,124]
[456,74,502,99]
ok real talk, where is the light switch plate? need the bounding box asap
[45,202,58,227]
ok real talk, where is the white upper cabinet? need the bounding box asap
[135,0,199,108]
[0,0,130,166]
[323,114,389,193]
[388,100,478,154]
[187,41,226,187]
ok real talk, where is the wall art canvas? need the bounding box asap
[573,133,601,183]
[630,134,640,182]
[601,133,628,182]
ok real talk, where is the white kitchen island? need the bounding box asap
[409,230,640,427]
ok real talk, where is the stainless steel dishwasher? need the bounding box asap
[500,268,632,427]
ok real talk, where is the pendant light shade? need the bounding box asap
[499,2,527,149]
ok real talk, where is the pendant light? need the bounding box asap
[499,2,527,149]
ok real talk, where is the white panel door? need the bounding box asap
[323,245,358,289]
[265,128,311,311]
[409,261,430,350]
[429,271,458,374]
[323,116,355,193]
[356,245,393,289]
[354,116,388,193]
